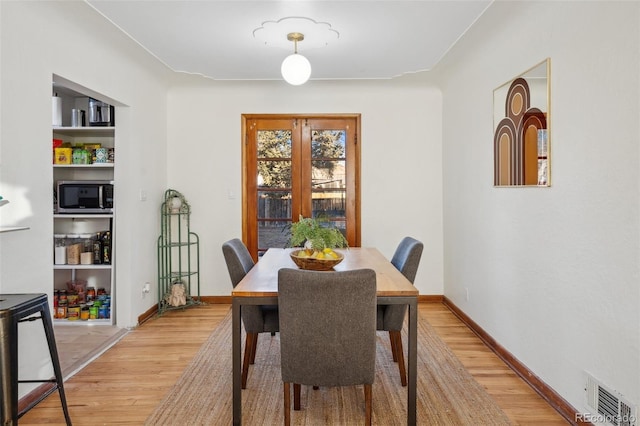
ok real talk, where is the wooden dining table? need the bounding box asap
[231,247,419,425]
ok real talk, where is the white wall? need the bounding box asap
[166,74,444,298]
[434,0,639,414]
[0,0,171,396]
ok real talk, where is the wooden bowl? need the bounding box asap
[290,249,344,271]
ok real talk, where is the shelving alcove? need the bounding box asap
[157,189,201,315]
[52,82,116,326]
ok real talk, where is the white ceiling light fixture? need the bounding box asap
[281,32,311,86]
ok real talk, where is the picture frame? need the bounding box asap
[493,58,550,187]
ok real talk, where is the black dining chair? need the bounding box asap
[278,268,377,426]
[377,236,424,386]
[222,238,279,389]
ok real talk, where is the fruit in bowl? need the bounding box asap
[300,247,339,259]
[290,248,344,271]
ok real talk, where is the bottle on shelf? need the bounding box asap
[101,231,111,264]
[93,233,103,264]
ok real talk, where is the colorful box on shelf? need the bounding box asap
[54,147,72,164]
[95,148,108,163]
[72,148,91,164]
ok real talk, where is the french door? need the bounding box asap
[242,114,360,259]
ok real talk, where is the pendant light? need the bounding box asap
[281,32,311,85]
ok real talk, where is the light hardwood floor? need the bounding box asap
[53,323,129,379]
[19,303,569,425]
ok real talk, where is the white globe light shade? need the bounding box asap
[281,53,312,85]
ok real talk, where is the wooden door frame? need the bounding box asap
[241,113,361,260]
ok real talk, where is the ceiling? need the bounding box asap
[86,0,492,82]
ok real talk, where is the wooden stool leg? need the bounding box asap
[364,383,372,426]
[389,332,398,362]
[390,330,407,387]
[293,383,301,410]
[242,333,255,389]
[283,382,290,426]
[40,303,72,425]
[0,311,15,425]
[250,333,259,364]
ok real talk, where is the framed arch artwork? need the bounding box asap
[494,58,550,187]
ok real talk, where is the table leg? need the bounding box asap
[232,300,241,425]
[407,298,417,425]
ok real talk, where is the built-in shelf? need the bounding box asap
[53,163,114,168]
[53,264,112,270]
[53,126,115,137]
[54,214,114,219]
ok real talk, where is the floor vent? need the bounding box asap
[586,374,637,426]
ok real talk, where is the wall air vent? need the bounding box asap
[585,373,637,426]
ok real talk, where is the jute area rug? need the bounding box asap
[145,312,511,425]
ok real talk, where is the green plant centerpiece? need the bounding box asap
[287,215,348,269]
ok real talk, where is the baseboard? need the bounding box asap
[200,295,232,304]
[442,296,587,425]
[138,303,158,325]
[17,382,57,419]
[139,294,438,324]
[418,294,443,303]
[138,296,234,325]
[202,295,435,304]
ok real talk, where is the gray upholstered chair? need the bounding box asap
[278,268,377,426]
[377,236,423,387]
[222,238,279,389]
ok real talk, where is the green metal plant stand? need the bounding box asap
[157,189,201,315]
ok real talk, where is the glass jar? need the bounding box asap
[79,233,94,264]
[80,234,93,252]
[80,305,90,321]
[66,234,82,265]
[86,287,96,302]
[54,234,67,264]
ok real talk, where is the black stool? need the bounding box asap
[0,293,72,425]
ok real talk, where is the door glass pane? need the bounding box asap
[311,159,345,189]
[258,160,291,188]
[310,129,347,234]
[309,219,347,239]
[258,130,291,158]
[258,220,290,256]
[312,188,346,220]
[258,130,292,190]
[311,130,345,159]
[257,191,291,219]
[257,130,293,255]
[257,191,291,254]
[312,157,345,221]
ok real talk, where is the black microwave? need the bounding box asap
[56,180,114,214]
